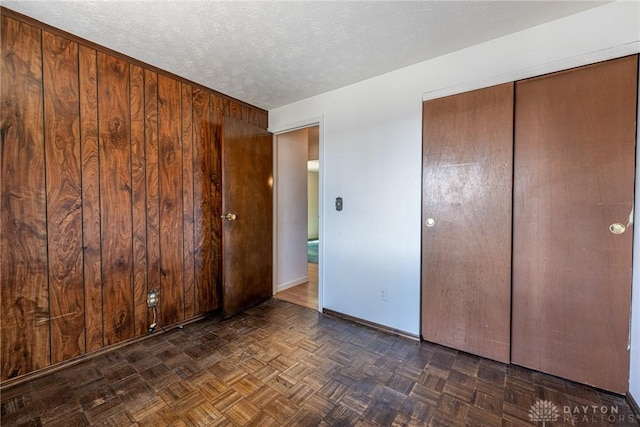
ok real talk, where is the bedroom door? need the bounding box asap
[512,56,637,393]
[222,116,273,318]
[421,83,514,363]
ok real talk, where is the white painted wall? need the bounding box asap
[308,169,319,240]
[269,1,640,347]
[630,69,640,404]
[275,128,309,292]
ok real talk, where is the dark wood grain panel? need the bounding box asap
[421,83,513,363]
[512,56,638,393]
[130,64,148,337]
[259,111,269,130]
[222,117,273,318]
[97,52,134,345]
[181,83,195,320]
[241,105,250,123]
[246,108,258,129]
[42,31,85,364]
[210,95,224,311]
[228,100,242,120]
[145,70,161,311]
[1,7,269,130]
[1,8,269,382]
[192,89,214,314]
[0,15,50,380]
[79,45,103,351]
[222,99,230,116]
[247,108,268,130]
[157,74,184,326]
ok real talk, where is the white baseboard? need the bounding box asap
[276,276,309,293]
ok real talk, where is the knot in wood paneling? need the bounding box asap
[115,255,128,270]
[160,137,176,164]
[108,117,127,146]
[109,60,126,76]
[163,200,175,212]
[113,311,129,332]
[45,36,70,56]
[60,86,77,105]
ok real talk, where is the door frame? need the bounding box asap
[271,116,325,312]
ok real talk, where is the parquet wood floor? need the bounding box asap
[1,299,637,426]
[275,263,318,310]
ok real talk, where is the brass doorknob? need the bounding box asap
[221,213,237,221]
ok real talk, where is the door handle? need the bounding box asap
[221,213,237,221]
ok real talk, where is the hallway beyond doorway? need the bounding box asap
[275,263,318,310]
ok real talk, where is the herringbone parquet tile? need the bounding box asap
[1,299,638,426]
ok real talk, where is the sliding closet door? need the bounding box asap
[421,83,513,363]
[512,56,638,393]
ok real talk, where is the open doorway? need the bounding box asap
[274,125,320,310]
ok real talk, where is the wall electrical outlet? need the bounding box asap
[380,288,388,302]
[147,290,159,307]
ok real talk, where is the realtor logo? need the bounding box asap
[529,400,560,426]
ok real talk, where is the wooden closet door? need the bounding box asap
[512,56,638,393]
[421,83,513,363]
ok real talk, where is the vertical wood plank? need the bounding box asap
[42,31,85,364]
[182,84,195,319]
[241,105,250,123]
[228,100,242,120]
[192,89,214,314]
[130,64,148,336]
[256,111,268,130]
[211,95,223,310]
[157,75,184,325]
[97,52,134,345]
[246,109,256,128]
[79,45,103,351]
[145,70,160,313]
[0,16,50,380]
[248,108,263,129]
[222,99,231,117]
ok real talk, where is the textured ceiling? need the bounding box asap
[3,1,609,110]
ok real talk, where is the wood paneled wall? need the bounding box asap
[0,11,268,382]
